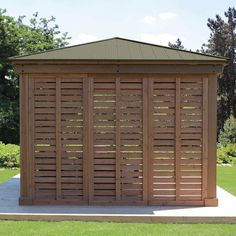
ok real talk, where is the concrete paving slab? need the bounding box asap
[0,174,235,223]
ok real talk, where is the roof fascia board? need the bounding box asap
[13,63,224,75]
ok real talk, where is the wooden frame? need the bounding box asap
[14,63,223,74]
[16,62,222,206]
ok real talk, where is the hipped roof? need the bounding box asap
[10,37,227,62]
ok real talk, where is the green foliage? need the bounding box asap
[0,142,19,168]
[0,9,70,144]
[217,116,236,165]
[203,7,236,135]
[217,143,236,164]
[219,116,236,146]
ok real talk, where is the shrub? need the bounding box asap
[218,116,236,147]
[0,142,20,168]
[217,143,236,165]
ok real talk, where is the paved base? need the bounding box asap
[0,175,236,223]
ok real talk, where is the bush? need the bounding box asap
[217,143,236,165]
[0,142,20,168]
[218,116,236,146]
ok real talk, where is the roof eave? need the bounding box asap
[10,59,227,65]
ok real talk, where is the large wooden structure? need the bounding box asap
[11,38,226,206]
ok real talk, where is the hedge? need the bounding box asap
[0,142,19,168]
[217,143,236,165]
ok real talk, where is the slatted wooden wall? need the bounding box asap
[91,76,145,204]
[29,74,208,205]
[34,78,57,201]
[149,76,207,205]
[92,77,116,203]
[60,78,84,202]
[149,78,177,203]
[33,76,85,203]
[119,78,145,203]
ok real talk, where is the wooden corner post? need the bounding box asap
[204,74,218,206]
[19,74,32,205]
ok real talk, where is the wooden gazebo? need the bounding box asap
[11,37,226,206]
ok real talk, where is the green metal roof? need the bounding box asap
[10,37,227,62]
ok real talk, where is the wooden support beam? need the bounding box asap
[28,76,35,201]
[115,78,121,201]
[17,64,224,74]
[142,78,148,202]
[175,78,181,201]
[207,75,217,202]
[19,74,32,204]
[147,78,154,204]
[202,77,209,199]
[56,78,62,199]
[83,77,89,203]
[88,78,94,204]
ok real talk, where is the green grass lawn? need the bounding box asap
[217,166,236,196]
[0,221,235,236]
[0,168,19,183]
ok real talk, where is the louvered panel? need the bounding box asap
[34,78,56,199]
[120,78,144,202]
[60,78,84,200]
[180,78,203,201]
[151,78,176,201]
[28,74,208,206]
[93,78,116,201]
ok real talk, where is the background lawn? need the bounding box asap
[0,221,236,236]
[217,166,236,196]
[0,169,19,183]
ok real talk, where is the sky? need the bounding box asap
[1,0,235,50]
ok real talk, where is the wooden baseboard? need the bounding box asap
[19,197,218,207]
[204,198,218,206]
[19,197,33,205]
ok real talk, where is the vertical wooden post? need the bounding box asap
[88,77,94,204]
[83,77,89,202]
[56,78,62,200]
[28,76,35,202]
[115,78,121,201]
[205,74,218,206]
[205,75,218,206]
[202,77,209,200]
[175,78,181,201]
[147,78,154,204]
[142,78,148,203]
[19,74,31,204]
[19,74,25,202]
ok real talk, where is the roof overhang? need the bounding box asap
[11,60,226,75]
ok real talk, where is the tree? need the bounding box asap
[204,7,236,134]
[0,9,70,144]
[168,38,185,50]
[218,116,236,146]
